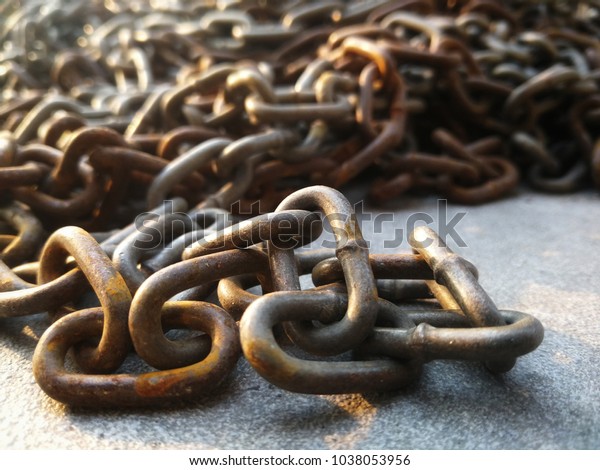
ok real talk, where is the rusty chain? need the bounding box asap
[4,0,598,406]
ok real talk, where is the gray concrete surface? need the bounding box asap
[1,189,599,449]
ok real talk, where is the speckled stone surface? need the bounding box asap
[1,190,599,449]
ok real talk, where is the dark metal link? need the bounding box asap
[266,186,378,355]
[33,302,240,407]
[311,252,478,303]
[217,249,334,319]
[0,259,86,318]
[0,202,45,267]
[240,290,421,394]
[182,209,322,260]
[113,212,193,293]
[360,309,544,364]
[130,249,268,370]
[409,226,517,372]
[37,226,132,374]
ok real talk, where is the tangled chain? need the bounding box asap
[3,0,597,406]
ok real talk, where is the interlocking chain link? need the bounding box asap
[4,0,596,406]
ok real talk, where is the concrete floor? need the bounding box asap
[1,189,599,449]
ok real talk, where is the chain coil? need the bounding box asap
[6,0,594,407]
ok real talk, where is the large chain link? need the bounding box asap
[3,0,596,406]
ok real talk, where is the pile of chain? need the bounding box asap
[3,0,596,406]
